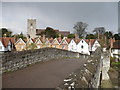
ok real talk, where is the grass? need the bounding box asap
[101,80,114,88]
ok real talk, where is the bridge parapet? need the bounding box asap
[56,48,103,89]
[1,48,84,73]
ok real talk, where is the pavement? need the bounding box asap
[2,58,87,88]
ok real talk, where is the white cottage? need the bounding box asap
[68,39,77,52]
[0,37,15,52]
[91,40,101,51]
[111,40,120,59]
[77,39,90,55]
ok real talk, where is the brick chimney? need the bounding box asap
[43,34,46,43]
[58,34,62,40]
[75,33,79,39]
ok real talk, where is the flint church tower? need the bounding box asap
[27,19,36,38]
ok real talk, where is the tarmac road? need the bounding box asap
[3,58,87,88]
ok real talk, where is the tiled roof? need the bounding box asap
[59,31,70,37]
[36,29,45,35]
[65,38,71,44]
[112,40,120,49]
[74,39,81,44]
[36,29,70,37]
[57,38,62,43]
[0,37,15,47]
[89,39,96,46]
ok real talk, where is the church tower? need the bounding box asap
[27,19,36,38]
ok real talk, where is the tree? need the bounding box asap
[114,34,120,40]
[0,28,12,37]
[93,27,106,39]
[93,27,106,35]
[41,27,59,38]
[26,43,37,50]
[73,22,88,38]
[67,34,75,39]
[85,34,96,39]
[104,31,113,39]
[12,32,26,40]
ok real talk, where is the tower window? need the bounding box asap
[31,23,33,26]
[82,40,83,43]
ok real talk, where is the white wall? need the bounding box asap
[77,39,90,55]
[0,41,8,52]
[111,49,120,59]
[68,39,77,52]
[92,40,101,51]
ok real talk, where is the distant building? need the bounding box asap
[111,40,120,59]
[15,38,26,51]
[27,19,70,38]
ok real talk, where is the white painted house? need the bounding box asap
[91,40,101,51]
[111,41,120,59]
[0,37,15,52]
[77,39,90,55]
[68,39,77,52]
[0,40,8,52]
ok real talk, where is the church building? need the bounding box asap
[27,19,70,38]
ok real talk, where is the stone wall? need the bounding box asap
[1,48,80,73]
[55,48,103,89]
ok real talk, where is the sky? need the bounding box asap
[1,2,118,35]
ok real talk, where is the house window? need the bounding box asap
[62,45,64,49]
[81,45,83,49]
[54,46,56,48]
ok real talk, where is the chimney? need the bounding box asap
[75,33,79,39]
[43,34,46,43]
[58,34,62,40]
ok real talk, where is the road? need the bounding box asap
[3,58,87,88]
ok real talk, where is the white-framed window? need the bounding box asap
[54,45,56,48]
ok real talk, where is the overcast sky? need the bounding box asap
[1,2,118,34]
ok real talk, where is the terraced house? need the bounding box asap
[14,37,101,55]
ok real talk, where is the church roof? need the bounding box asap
[36,29,70,37]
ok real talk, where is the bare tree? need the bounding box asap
[73,22,88,38]
[93,27,106,39]
[93,27,106,35]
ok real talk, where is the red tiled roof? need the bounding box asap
[74,39,81,44]
[89,39,96,46]
[0,37,15,47]
[57,38,62,43]
[112,40,120,49]
[36,29,70,37]
[65,38,71,44]
[59,31,70,37]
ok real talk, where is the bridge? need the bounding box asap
[1,48,105,89]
